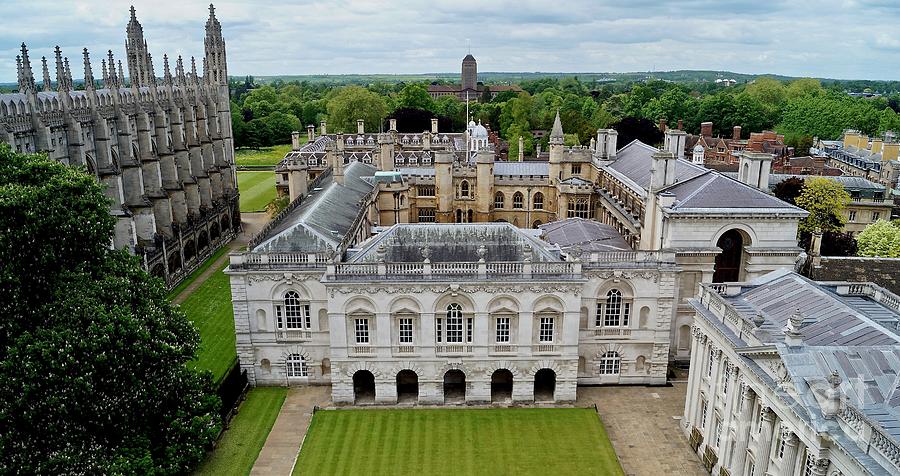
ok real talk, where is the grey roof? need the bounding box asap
[559,176,593,186]
[766,173,886,192]
[609,140,707,191]
[539,218,631,253]
[550,111,564,138]
[252,162,376,253]
[396,167,435,177]
[725,271,900,346]
[493,161,549,176]
[349,223,560,263]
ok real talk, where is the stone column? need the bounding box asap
[780,428,799,476]
[683,327,704,430]
[732,384,755,473]
[720,363,740,466]
[753,407,776,476]
[702,346,722,445]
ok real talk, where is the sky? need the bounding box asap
[2,0,900,83]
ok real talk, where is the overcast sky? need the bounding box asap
[2,0,899,83]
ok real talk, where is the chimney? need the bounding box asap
[389,118,397,132]
[882,143,899,162]
[307,124,315,142]
[536,143,542,158]
[677,119,683,130]
[650,150,676,190]
[357,119,365,135]
[606,129,618,160]
[596,129,608,158]
[518,136,524,161]
[333,134,344,185]
[659,118,667,132]
[701,122,713,137]
[431,118,439,134]
[733,125,742,140]
[291,131,301,150]
[664,129,687,162]
[320,120,327,136]
[738,151,774,189]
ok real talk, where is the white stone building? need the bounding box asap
[683,270,900,475]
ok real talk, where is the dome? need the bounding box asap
[468,120,477,129]
[473,122,488,138]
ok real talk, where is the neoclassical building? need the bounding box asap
[229,113,810,404]
[684,270,900,475]
[0,6,239,286]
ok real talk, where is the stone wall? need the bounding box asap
[811,257,900,295]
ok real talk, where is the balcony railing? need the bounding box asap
[329,261,580,280]
[351,345,374,355]
[491,344,514,354]
[533,343,558,354]
[435,344,473,354]
[593,328,632,338]
[276,329,312,341]
[395,345,416,354]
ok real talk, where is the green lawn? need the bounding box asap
[237,171,276,213]
[178,261,237,383]
[235,144,295,167]
[195,387,288,476]
[293,408,623,476]
[167,245,231,300]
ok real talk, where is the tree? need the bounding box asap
[856,220,900,257]
[396,83,435,112]
[326,86,388,133]
[261,111,301,145]
[611,117,663,149]
[773,177,805,205]
[786,78,824,99]
[794,177,851,233]
[0,145,220,473]
[745,77,787,110]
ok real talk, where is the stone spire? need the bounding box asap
[125,5,153,87]
[204,3,227,85]
[101,59,109,88]
[117,60,125,88]
[175,55,186,87]
[41,56,52,92]
[106,50,118,88]
[18,43,36,94]
[83,48,95,91]
[162,54,173,86]
[64,57,73,92]
[190,56,200,87]
[550,109,564,144]
[54,46,70,92]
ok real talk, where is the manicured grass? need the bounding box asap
[178,261,237,383]
[195,387,288,476]
[235,144,295,167]
[167,245,231,300]
[237,171,276,213]
[293,408,624,476]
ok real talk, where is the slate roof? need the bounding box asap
[493,161,549,176]
[252,162,376,253]
[539,218,632,253]
[766,173,886,193]
[349,223,560,263]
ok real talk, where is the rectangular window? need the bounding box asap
[399,318,413,344]
[777,434,786,459]
[446,314,463,343]
[496,317,510,343]
[700,399,708,428]
[304,304,311,329]
[707,348,715,377]
[713,416,722,448]
[622,302,631,326]
[567,198,591,218]
[572,164,582,174]
[466,317,473,343]
[418,186,435,196]
[539,316,554,343]
[417,207,436,223]
[848,210,857,222]
[436,318,442,343]
[275,305,283,329]
[872,211,880,221]
[722,369,729,396]
[355,318,370,344]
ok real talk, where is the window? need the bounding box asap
[460,180,470,198]
[713,415,722,448]
[848,210,857,222]
[747,458,755,476]
[700,398,708,428]
[495,192,505,209]
[599,351,621,375]
[533,192,544,209]
[417,208,436,223]
[399,318,413,344]
[513,192,524,209]
[600,289,630,327]
[281,291,310,329]
[722,365,729,395]
[445,303,464,343]
[286,353,308,377]
[571,164,582,175]
[496,316,510,343]
[707,348,715,377]
[539,315,554,342]
[777,433,786,459]
[355,318,370,344]
[567,198,590,218]
[418,185,435,196]
[872,211,880,221]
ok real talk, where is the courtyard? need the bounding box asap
[292,407,623,476]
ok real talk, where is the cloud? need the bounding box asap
[1,0,898,82]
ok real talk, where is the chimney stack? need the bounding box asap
[733,125,742,140]
[651,150,677,190]
[738,151,774,190]
[701,122,713,137]
[320,120,327,136]
[659,118,667,132]
[664,129,687,162]
[291,131,301,150]
[518,136,524,161]
[357,119,365,135]
[389,118,397,132]
[431,118,439,134]
[307,124,315,142]
[677,119,683,130]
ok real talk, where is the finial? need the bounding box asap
[83,48,94,90]
[54,46,65,91]
[41,56,51,92]
[209,3,215,16]
[130,5,137,21]
[64,57,72,91]
[18,43,35,93]
[163,54,172,85]
[117,60,125,87]
[101,59,109,87]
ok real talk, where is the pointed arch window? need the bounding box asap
[599,351,621,375]
[495,191,505,209]
[513,192,524,209]
[533,192,544,210]
[460,180,470,198]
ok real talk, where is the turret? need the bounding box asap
[475,139,494,221]
[82,48,95,92]
[434,149,454,222]
[204,3,228,86]
[357,119,365,135]
[125,6,154,87]
[549,110,564,183]
[333,134,344,185]
[431,118,439,134]
[41,57,52,92]
[17,43,36,95]
[307,124,315,142]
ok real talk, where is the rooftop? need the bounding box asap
[539,218,631,254]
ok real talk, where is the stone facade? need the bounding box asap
[0,6,239,286]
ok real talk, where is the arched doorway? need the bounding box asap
[713,229,744,283]
[443,369,466,404]
[491,369,513,403]
[534,368,556,402]
[467,209,474,223]
[353,370,375,404]
[396,370,418,404]
[456,209,463,223]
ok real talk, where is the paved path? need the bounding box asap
[251,386,331,475]
[577,382,706,476]
[172,212,269,304]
